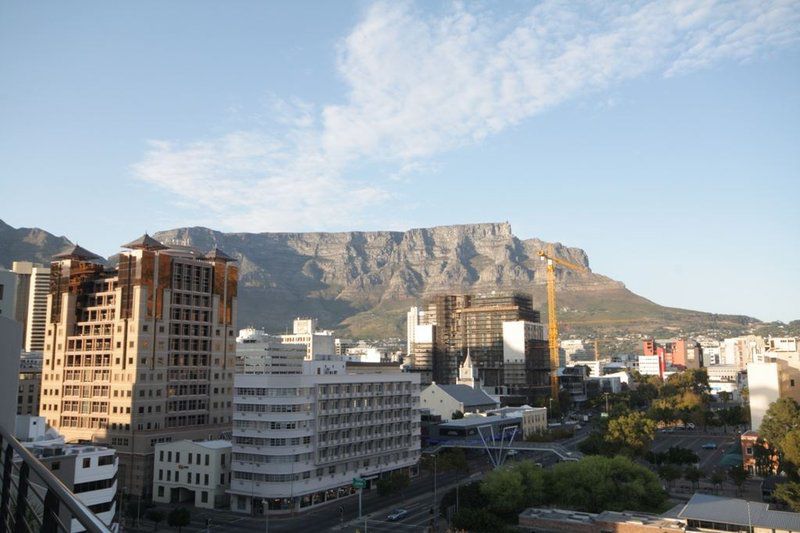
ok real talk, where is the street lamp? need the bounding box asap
[262,498,269,533]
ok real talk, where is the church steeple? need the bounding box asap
[458,348,479,388]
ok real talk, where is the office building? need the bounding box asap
[230,355,420,515]
[236,328,307,373]
[153,439,232,509]
[278,317,335,359]
[748,359,800,431]
[406,306,418,357]
[638,355,663,378]
[407,293,549,404]
[40,236,238,498]
[10,261,51,352]
[18,351,42,416]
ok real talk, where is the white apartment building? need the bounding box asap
[748,362,781,431]
[19,419,118,533]
[153,440,231,509]
[236,328,307,373]
[278,318,335,359]
[230,357,420,515]
[406,306,418,357]
[15,262,50,352]
[638,355,662,377]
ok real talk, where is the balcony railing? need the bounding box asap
[0,424,111,533]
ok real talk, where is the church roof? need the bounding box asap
[121,234,168,250]
[436,384,497,408]
[53,244,104,262]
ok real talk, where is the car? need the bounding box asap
[701,442,717,450]
[387,509,409,521]
[686,422,696,430]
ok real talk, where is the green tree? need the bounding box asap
[657,464,682,490]
[167,507,190,533]
[709,470,726,493]
[480,466,527,516]
[683,466,703,490]
[544,456,666,513]
[760,398,800,449]
[774,481,800,512]
[145,509,164,531]
[718,391,732,405]
[728,465,749,496]
[605,412,657,457]
[451,410,464,419]
[451,508,509,533]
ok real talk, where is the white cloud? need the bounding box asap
[133,0,799,232]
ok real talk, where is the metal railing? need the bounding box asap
[0,424,111,533]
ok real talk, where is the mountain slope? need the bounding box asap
[0,219,73,269]
[0,219,761,338]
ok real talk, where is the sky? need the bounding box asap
[1,1,798,322]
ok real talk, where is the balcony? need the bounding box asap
[0,424,111,533]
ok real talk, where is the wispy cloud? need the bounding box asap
[133,0,799,232]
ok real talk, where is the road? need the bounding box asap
[650,430,737,473]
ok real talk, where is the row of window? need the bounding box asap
[234,403,312,413]
[234,436,312,447]
[235,387,311,397]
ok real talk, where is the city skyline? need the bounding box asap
[1,0,798,322]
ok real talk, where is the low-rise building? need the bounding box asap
[519,507,685,532]
[153,439,232,509]
[638,355,663,378]
[420,383,498,420]
[17,418,118,533]
[677,493,800,532]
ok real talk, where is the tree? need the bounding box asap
[544,456,666,513]
[709,470,726,493]
[774,481,800,512]
[657,464,682,490]
[451,508,509,533]
[605,412,657,457]
[760,398,800,450]
[718,391,732,405]
[727,465,749,496]
[167,507,190,533]
[781,429,800,477]
[145,509,164,531]
[451,410,464,419]
[683,466,703,490]
[480,466,527,516]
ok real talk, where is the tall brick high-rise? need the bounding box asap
[39,235,238,498]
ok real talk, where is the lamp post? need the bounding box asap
[262,498,269,533]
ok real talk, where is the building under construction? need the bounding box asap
[409,293,550,405]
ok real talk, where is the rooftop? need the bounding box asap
[439,414,521,428]
[433,383,498,407]
[52,244,104,262]
[678,493,800,531]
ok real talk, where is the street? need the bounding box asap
[650,430,737,473]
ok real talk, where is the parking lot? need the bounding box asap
[650,430,738,472]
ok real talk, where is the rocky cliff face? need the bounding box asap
[0,219,759,338]
[153,222,623,335]
[0,219,73,269]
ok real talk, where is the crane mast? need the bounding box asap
[538,245,589,409]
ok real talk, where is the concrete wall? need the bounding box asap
[0,317,22,432]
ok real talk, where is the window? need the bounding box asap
[159,469,163,481]
[82,458,91,468]
[176,452,180,463]
[51,462,60,471]
[99,455,114,466]
[201,491,208,503]
[205,455,209,466]
[157,485,164,497]
[204,474,209,485]
[195,473,200,484]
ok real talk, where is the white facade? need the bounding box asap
[521,407,548,437]
[502,320,546,364]
[24,439,118,533]
[278,319,335,360]
[706,364,739,382]
[638,355,662,377]
[23,265,49,352]
[230,357,420,515]
[419,383,498,420]
[153,440,231,509]
[747,362,780,431]
[406,306,418,357]
[236,328,307,374]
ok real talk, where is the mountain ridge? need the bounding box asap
[0,219,762,338]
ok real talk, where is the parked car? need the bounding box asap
[686,422,696,430]
[701,442,717,450]
[388,509,409,521]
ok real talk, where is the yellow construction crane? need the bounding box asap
[538,245,589,406]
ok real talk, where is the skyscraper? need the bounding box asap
[39,235,238,498]
[408,293,549,405]
[11,261,51,352]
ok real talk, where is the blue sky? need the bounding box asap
[1,1,798,322]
